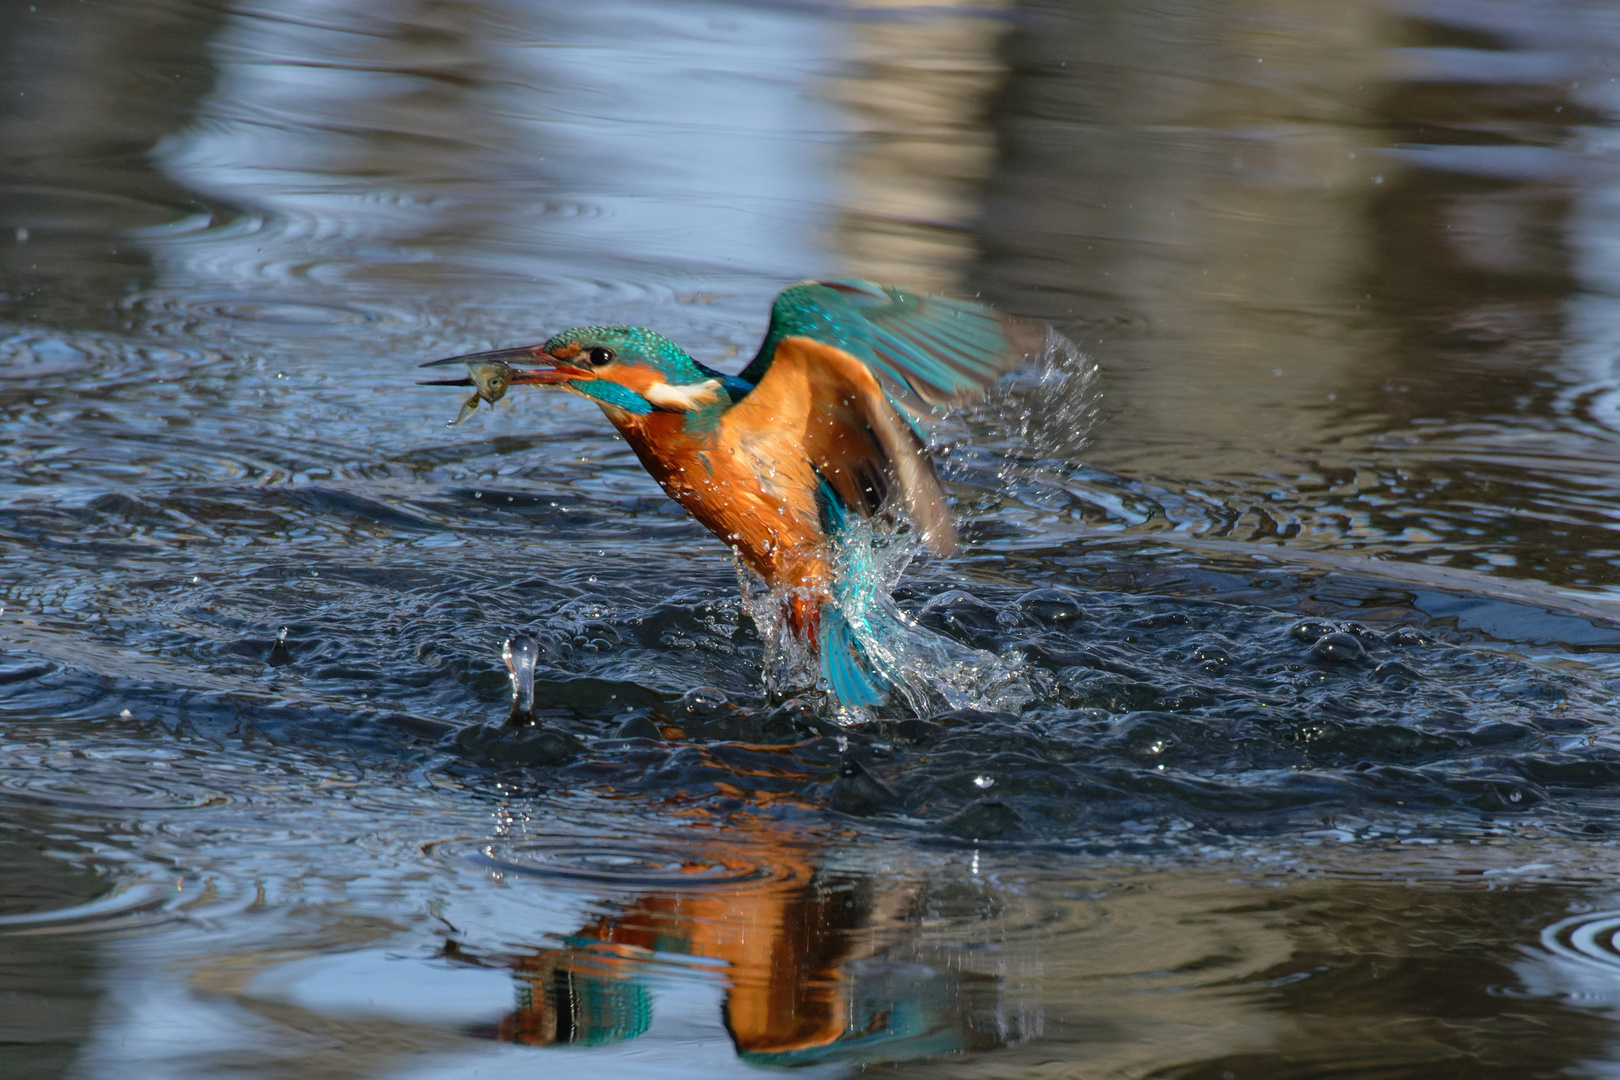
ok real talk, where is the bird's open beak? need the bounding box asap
[417,345,590,426]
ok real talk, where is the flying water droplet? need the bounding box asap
[504,636,539,724]
[974,775,995,790]
[267,627,292,667]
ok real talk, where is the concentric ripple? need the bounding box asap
[0,765,231,812]
[121,291,400,332]
[455,838,804,891]
[0,881,180,937]
[0,863,252,938]
[1540,909,1620,972]
[185,297,383,327]
[0,184,209,236]
[0,331,220,388]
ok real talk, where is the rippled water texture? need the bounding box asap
[8,0,1620,1076]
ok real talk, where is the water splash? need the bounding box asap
[735,518,1031,718]
[734,562,821,701]
[727,339,1089,718]
[969,327,1102,463]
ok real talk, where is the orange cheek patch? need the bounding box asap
[602,365,664,395]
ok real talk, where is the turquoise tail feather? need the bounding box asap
[813,472,891,710]
[808,460,1027,715]
[818,604,887,709]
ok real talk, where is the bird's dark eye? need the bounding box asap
[588,347,615,366]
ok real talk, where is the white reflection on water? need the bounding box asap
[381,982,833,1080]
[1390,1,1620,426]
[246,948,518,1025]
[1560,55,1620,441]
[150,0,846,284]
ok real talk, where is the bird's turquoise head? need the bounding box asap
[542,326,709,384]
[419,324,729,424]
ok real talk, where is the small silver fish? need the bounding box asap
[418,359,515,426]
[450,361,515,426]
[420,344,577,426]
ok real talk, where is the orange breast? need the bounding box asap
[611,410,831,594]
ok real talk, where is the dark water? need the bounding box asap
[6,0,1620,1075]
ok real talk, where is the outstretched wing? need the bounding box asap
[738,280,1043,414]
[720,334,957,555]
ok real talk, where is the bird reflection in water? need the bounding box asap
[462,827,1027,1066]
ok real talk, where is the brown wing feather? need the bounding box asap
[720,335,956,556]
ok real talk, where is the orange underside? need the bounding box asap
[606,399,836,647]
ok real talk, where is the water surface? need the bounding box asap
[6,0,1620,1075]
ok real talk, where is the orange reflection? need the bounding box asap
[489,817,981,1065]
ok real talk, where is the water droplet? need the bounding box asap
[503,636,539,724]
[974,775,994,790]
[267,627,292,667]
[678,686,729,717]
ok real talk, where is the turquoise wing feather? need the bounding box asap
[738,280,1041,413]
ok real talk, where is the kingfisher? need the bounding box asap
[420,280,1043,710]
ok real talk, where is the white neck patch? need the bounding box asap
[644,378,722,412]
